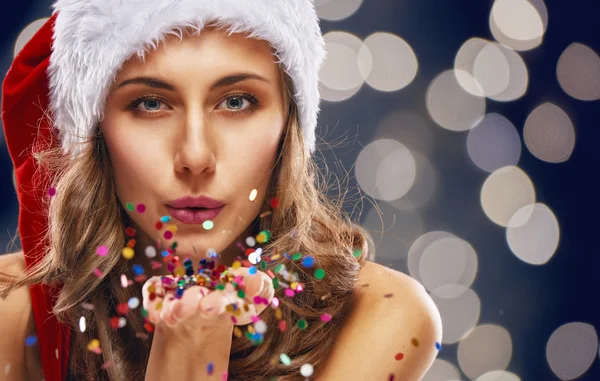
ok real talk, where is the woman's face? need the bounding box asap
[101,27,286,266]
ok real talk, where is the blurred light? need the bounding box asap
[408,231,455,284]
[389,151,437,210]
[474,42,511,97]
[547,322,598,380]
[360,32,418,92]
[458,324,513,380]
[320,31,371,101]
[507,203,560,265]
[430,285,481,344]
[14,18,48,58]
[557,43,600,101]
[427,70,486,131]
[422,359,462,381]
[455,38,528,101]
[490,0,547,51]
[315,0,363,21]
[355,139,416,201]
[455,38,488,97]
[467,113,522,173]
[481,166,536,227]
[375,110,435,155]
[419,237,478,293]
[476,370,521,381]
[361,201,423,266]
[523,103,576,163]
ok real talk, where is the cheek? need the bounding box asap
[227,120,282,180]
[102,126,164,199]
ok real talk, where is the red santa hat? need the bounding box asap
[1,1,326,379]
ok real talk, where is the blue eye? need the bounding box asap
[218,93,260,115]
[127,92,260,118]
[127,95,169,117]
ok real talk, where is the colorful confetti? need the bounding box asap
[394,352,404,360]
[48,187,56,197]
[202,220,214,230]
[122,247,134,260]
[96,245,108,256]
[249,189,258,201]
[280,353,292,366]
[25,335,37,346]
[300,363,314,377]
[314,268,326,279]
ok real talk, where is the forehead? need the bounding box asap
[116,26,280,80]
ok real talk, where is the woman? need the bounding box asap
[0,0,442,380]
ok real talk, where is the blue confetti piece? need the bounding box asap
[161,250,170,257]
[249,266,257,275]
[301,256,315,268]
[283,252,291,259]
[435,342,442,351]
[207,362,214,375]
[25,335,37,346]
[160,215,170,223]
[132,264,145,275]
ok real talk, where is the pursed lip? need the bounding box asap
[165,195,225,209]
[166,204,224,224]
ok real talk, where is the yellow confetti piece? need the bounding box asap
[275,308,283,320]
[173,266,185,277]
[87,339,100,352]
[122,247,134,260]
[232,260,242,269]
[256,232,268,243]
[166,224,178,233]
[233,327,243,338]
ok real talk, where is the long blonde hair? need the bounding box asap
[1,70,376,380]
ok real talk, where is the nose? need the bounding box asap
[173,110,217,176]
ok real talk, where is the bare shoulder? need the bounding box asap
[316,260,443,380]
[355,260,442,335]
[0,251,34,380]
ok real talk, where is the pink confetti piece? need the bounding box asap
[93,268,103,278]
[321,313,332,322]
[96,245,108,256]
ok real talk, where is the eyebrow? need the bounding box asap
[116,72,270,92]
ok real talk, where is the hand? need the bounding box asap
[141,266,274,339]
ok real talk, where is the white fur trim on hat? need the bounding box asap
[48,0,326,156]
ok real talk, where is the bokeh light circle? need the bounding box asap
[507,203,560,265]
[557,43,600,101]
[523,103,576,163]
[355,139,416,201]
[547,322,598,380]
[427,70,486,131]
[467,113,522,173]
[360,32,418,92]
[458,324,513,380]
[481,166,536,227]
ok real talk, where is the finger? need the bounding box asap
[165,285,210,325]
[227,267,272,301]
[197,288,236,318]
